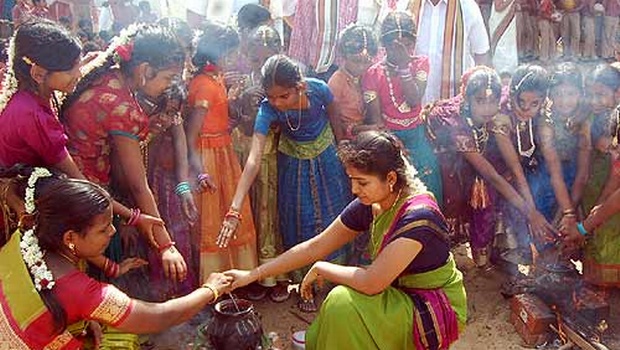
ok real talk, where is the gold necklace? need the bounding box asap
[371,189,404,256]
[284,93,303,131]
[57,251,79,267]
[516,119,536,158]
[466,117,489,153]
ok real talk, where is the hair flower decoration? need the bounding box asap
[20,167,55,291]
[115,42,134,62]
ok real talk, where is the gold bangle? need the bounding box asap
[202,283,219,303]
[256,266,262,282]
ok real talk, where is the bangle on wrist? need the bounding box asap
[125,208,141,226]
[562,208,576,216]
[197,173,211,182]
[256,266,263,281]
[576,222,589,236]
[103,258,120,278]
[202,283,219,303]
[158,241,176,253]
[225,208,242,222]
[174,181,192,196]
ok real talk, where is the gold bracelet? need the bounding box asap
[202,283,219,303]
[256,266,263,281]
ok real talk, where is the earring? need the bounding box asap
[389,183,394,193]
[68,243,76,256]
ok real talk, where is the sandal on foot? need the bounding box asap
[297,297,318,313]
[269,283,290,303]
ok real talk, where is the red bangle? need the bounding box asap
[158,241,176,253]
[225,209,242,222]
[103,258,120,278]
[126,208,141,226]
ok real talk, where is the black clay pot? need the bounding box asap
[202,298,264,350]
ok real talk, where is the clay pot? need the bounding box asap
[202,298,264,350]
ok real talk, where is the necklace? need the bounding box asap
[384,64,411,114]
[57,251,79,266]
[371,188,404,256]
[516,119,536,158]
[284,93,303,131]
[466,117,489,153]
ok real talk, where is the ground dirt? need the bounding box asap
[149,244,620,350]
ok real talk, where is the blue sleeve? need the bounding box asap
[309,78,334,106]
[254,100,278,135]
[340,198,373,232]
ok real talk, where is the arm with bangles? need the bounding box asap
[111,135,187,281]
[170,123,199,223]
[2,179,145,278]
[537,123,578,227]
[103,272,232,334]
[217,133,268,248]
[225,218,358,289]
[54,152,165,247]
[463,151,557,241]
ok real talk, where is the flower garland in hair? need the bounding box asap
[0,35,20,115]
[80,24,141,76]
[19,167,55,291]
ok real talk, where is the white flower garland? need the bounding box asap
[80,23,141,77]
[20,167,55,291]
[0,35,19,115]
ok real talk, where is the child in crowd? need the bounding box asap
[221,55,352,312]
[363,11,443,206]
[328,24,378,142]
[187,22,259,289]
[581,64,620,286]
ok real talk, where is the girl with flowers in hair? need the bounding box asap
[425,66,555,268]
[0,165,233,350]
[61,24,189,298]
[0,20,162,268]
[362,11,443,207]
[225,130,466,349]
[187,21,259,289]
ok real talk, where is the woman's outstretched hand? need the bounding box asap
[224,269,256,290]
[217,216,240,248]
[204,272,234,296]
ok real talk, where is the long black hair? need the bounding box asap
[62,24,185,115]
[0,165,111,334]
[11,19,81,93]
[260,54,303,91]
[380,11,416,47]
[338,24,378,58]
[192,21,240,71]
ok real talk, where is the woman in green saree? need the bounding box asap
[226,131,467,349]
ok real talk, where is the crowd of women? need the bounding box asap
[0,2,619,349]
